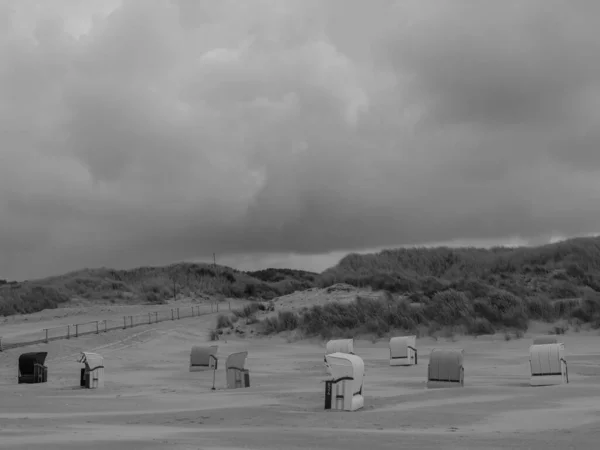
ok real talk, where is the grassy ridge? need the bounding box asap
[257,237,600,337]
[4,236,600,332]
[320,237,600,297]
[0,263,318,316]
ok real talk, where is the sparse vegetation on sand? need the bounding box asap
[6,237,600,340]
[258,290,592,339]
[0,264,317,317]
[257,236,600,337]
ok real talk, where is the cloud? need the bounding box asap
[1,0,600,280]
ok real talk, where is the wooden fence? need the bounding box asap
[0,301,228,352]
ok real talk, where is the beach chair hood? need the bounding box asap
[190,345,218,366]
[429,348,464,382]
[325,339,354,355]
[532,336,558,345]
[325,352,364,395]
[529,343,566,375]
[389,335,416,358]
[78,352,104,371]
[226,351,248,370]
[19,352,48,374]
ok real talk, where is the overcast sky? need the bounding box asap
[1,0,600,280]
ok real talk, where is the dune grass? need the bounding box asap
[6,235,600,337]
[0,264,317,316]
[258,290,591,339]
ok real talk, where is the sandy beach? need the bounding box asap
[1,306,599,449]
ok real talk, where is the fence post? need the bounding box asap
[75,324,79,338]
[45,329,49,343]
[67,325,71,339]
[191,306,194,317]
[148,312,152,324]
[216,303,219,312]
[0,337,2,352]
[177,308,180,320]
[229,301,231,311]
[124,316,127,329]
[130,316,133,327]
[171,309,174,320]
[211,303,214,313]
[155,312,158,323]
[104,320,108,332]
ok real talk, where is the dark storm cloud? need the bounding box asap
[1,0,600,279]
